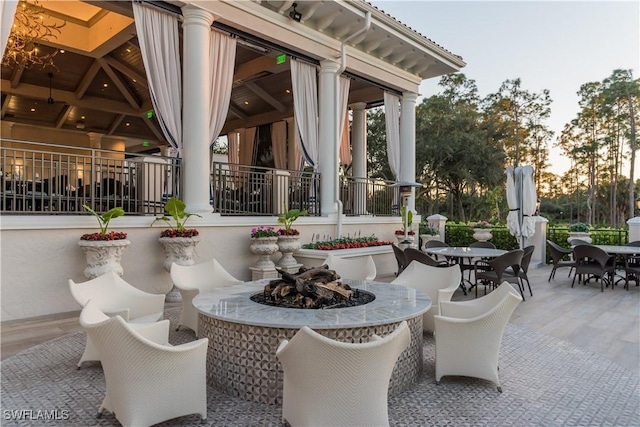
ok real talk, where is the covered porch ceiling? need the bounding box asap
[1,0,464,154]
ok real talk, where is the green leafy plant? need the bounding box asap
[569,222,591,233]
[81,205,127,241]
[152,197,201,238]
[420,226,439,236]
[277,204,307,236]
[400,205,413,232]
[471,220,491,229]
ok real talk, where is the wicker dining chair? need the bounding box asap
[547,240,576,281]
[474,249,524,299]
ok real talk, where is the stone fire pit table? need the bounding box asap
[192,279,431,405]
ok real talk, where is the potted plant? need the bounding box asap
[471,220,493,242]
[419,223,440,251]
[152,197,202,272]
[396,206,415,247]
[78,205,130,279]
[249,226,279,270]
[568,222,592,244]
[276,205,307,268]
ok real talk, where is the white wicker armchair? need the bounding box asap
[79,300,208,427]
[323,253,377,280]
[69,272,165,368]
[170,258,242,336]
[434,281,522,392]
[276,321,410,427]
[390,262,461,332]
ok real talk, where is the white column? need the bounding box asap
[181,5,214,214]
[400,91,418,211]
[350,102,367,215]
[318,59,340,215]
[87,132,103,149]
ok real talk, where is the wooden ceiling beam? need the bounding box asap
[244,81,286,113]
[143,118,166,143]
[97,57,140,109]
[10,64,26,88]
[75,60,102,100]
[1,94,11,118]
[107,114,126,135]
[229,103,249,120]
[2,79,142,116]
[222,106,295,134]
[234,56,276,83]
[55,105,72,128]
[102,56,148,87]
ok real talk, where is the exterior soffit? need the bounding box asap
[188,0,425,92]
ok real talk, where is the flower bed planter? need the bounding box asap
[295,246,395,277]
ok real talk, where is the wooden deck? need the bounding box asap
[2,265,638,373]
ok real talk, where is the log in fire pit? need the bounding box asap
[250,264,375,309]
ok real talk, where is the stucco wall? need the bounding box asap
[0,215,403,321]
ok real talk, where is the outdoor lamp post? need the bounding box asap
[390,181,423,246]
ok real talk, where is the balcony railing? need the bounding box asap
[1,139,400,218]
[1,139,178,215]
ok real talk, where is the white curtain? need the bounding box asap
[505,166,521,239]
[290,59,319,169]
[240,127,257,165]
[338,76,351,166]
[227,131,239,165]
[133,2,182,154]
[1,0,17,55]
[292,121,303,171]
[340,111,351,166]
[208,30,236,147]
[384,92,401,179]
[271,121,287,169]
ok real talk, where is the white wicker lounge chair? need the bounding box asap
[276,321,410,427]
[69,272,165,368]
[391,262,461,332]
[79,300,207,427]
[323,253,377,280]
[170,258,242,336]
[434,281,522,392]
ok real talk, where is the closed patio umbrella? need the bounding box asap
[505,167,521,239]
[519,165,537,239]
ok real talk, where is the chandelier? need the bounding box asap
[2,0,66,69]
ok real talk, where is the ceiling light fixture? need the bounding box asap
[289,3,302,22]
[2,0,66,69]
[47,72,54,104]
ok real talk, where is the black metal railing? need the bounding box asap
[1,139,179,215]
[340,176,398,216]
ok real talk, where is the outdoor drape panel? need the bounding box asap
[1,0,17,55]
[340,112,351,166]
[520,165,537,238]
[240,127,257,165]
[227,131,239,165]
[338,76,351,165]
[208,30,236,147]
[292,121,303,171]
[132,2,182,154]
[290,59,319,169]
[384,92,401,180]
[271,121,287,169]
[505,166,521,238]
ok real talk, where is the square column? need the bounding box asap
[350,102,368,215]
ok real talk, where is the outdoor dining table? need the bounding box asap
[424,246,507,294]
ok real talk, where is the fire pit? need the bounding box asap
[193,277,431,405]
[251,265,376,309]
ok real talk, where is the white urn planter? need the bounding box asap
[567,232,592,244]
[78,239,131,279]
[158,236,200,272]
[277,235,302,267]
[472,228,493,242]
[250,236,279,269]
[420,234,441,251]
